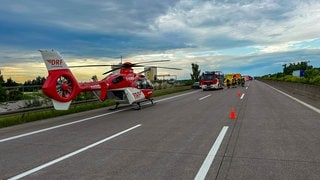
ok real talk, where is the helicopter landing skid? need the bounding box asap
[109,99,155,111]
[132,98,155,110]
[109,102,120,110]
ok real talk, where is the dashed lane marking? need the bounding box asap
[195,126,229,180]
[199,94,212,101]
[9,124,141,180]
[240,93,245,99]
[0,108,129,143]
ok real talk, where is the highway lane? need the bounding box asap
[0,80,320,179]
[217,81,320,180]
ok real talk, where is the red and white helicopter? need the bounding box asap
[40,50,181,110]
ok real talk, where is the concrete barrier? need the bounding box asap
[259,79,320,108]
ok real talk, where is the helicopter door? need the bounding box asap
[125,88,145,104]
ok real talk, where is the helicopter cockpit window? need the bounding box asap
[112,76,124,84]
[137,78,153,89]
[146,79,153,89]
[136,80,142,89]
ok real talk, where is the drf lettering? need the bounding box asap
[47,59,62,66]
[132,91,141,99]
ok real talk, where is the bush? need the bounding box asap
[0,86,6,102]
[259,67,319,86]
[8,90,23,101]
[305,69,320,79]
[281,75,308,83]
[309,75,320,86]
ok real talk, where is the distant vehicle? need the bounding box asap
[200,71,224,90]
[243,75,253,81]
[191,82,201,89]
[224,73,241,88]
[224,73,241,85]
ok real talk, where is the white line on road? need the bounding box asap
[9,124,141,180]
[240,93,245,99]
[1,91,198,143]
[267,84,320,114]
[199,94,212,101]
[155,91,198,103]
[0,108,130,143]
[194,126,229,180]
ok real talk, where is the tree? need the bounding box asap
[0,70,4,85]
[190,63,201,82]
[24,76,46,86]
[283,61,313,75]
[3,77,19,87]
[23,76,46,92]
[0,71,7,101]
[0,86,6,102]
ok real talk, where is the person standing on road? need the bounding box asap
[226,79,231,88]
[232,75,237,88]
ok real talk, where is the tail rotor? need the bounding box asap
[56,75,74,98]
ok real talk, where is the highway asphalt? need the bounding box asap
[1,80,320,179]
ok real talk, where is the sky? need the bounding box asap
[1,0,320,83]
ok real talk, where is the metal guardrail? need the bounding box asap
[0,105,53,116]
[0,99,100,116]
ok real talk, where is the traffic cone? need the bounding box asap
[237,91,241,97]
[229,108,237,119]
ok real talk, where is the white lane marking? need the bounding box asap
[267,84,320,114]
[199,94,211,101]
[9,124,141,180]
[0,108,129,143]
[1,91,198,143]
[240,93,245,99]
[155,91,198,103]
[246,87,248,90]
[195,126,229,180]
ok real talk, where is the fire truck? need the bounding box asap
[200,71,224,90]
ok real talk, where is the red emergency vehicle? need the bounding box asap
[200,71,224,90]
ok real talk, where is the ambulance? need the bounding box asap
[224,73,241,88]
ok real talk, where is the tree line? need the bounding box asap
[0,71,46,102]
[282,61,313,75]
[260,61,320,85]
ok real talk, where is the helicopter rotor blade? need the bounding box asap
[102,63,142,75]
[102,67,121,75]
[68,59,178,75]
[158,67,182,70]
[133,60,170,65]
[138,68,151,74]
[69,64,114,68]
[69,60,170,68]
[138,66,182,75]
[148,66,182,70]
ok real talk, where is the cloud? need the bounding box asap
[0,0,320,82]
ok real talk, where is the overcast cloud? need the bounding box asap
[0,0,319,82]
